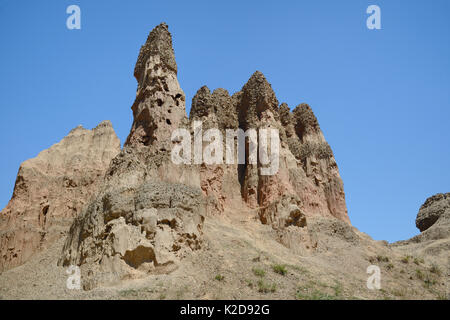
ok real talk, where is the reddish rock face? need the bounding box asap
[0,121,121,272]
[1,22,349,287]
[189,72,350,225]
[124,22,349,227]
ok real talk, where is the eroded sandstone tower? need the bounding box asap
[55,23,349,289]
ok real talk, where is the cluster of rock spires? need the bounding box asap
[58,22,348,289]
[1,23,445,289]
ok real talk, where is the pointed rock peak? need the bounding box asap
[240,70,279,116]
[242,71,273,92]
[69,124,86,135]
[293,103,321,136]
[242,71,276,97]
[279,103,292,126]
[248,70,266,82]
[190,86,212,119]
[134,22,177,81]
[279,102,289,112]
[197,85,212,96]
[212,88,230,97]
[126,23,186,148]
[95,120,113,129]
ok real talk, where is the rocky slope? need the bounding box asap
[0,23,447,299]
[0,205,447,300]
[0,121,120,272]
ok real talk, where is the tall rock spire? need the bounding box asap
[126,23,186,149]
[57,25,350,290]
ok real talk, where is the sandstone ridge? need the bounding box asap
[0,121,121,271]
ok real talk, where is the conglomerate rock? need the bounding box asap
[189,72,350,225]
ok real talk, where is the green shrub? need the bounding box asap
[215,274,224,281]
[401,256,411,264]
[252,268,265,277]
[272,264,287,276]
[429,263,441,276]
[257,280,276,293]
[416,269,424,280]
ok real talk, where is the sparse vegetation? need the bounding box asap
[119,289,139,297]
[376,255,389,263]
[252,267,265,277]
[415,268,438,289]
[436,292,448,300]
[401,255,412,264]
[158,293,166,300]
[416,269,424,280]
[272,264,287,276]
[296,288,338,300]
[287,264,308,274]
[295,280,342,300]
[413,257,424,265]
[429,263,441,276]
[215,274,225,281]
[257,280,276,293]
[175,286,188,299]
[332,282,343,297]
[391,287,406,297]
[386,263,394,270]
[424,277,436,289]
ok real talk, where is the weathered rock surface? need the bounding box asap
[0,121,120,271]
[392,193,450,265]
[58,23,207,289]
[189,72,350,226]
[60,181,205,290]
[58,23,350,289]
[126,22,186,150]
[416,193,450,232]
[2,23,448,300]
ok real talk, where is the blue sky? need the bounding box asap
[0,0,449,242]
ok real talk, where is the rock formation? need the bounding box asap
[0,121,120,271]
[190,71,350,225]
[55,23,350,289]
[416,193,450,233]
[58,23,207,289]
[392,193,450,263]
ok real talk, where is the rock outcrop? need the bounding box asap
[58,23,350,289]
[392,193,450,262]
[416,193,450,232]
[188,70,350,255]
[126,22,186,150]
[0,121,121,271]
[410,193,450,243]
[58,23,207,289]
[189,73,350,224]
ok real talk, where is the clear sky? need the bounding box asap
[0,0,449,242]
